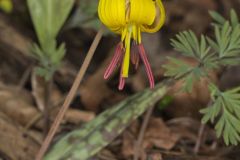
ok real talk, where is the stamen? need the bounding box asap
[138,44,155,88]
[118,64,125,90]
[118,76,125,90]
[131,41,140,69]
[104,42,123,79]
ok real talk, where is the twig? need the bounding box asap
[23,95,67,132]
[23,112,42,131]
[17,64,33,90]
[134,106,154,160]
[194,101,213,154]
[194,123,205,154]
[35,26,104,160]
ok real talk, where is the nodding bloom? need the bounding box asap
[98,0,165,90]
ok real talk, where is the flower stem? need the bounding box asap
[43,78,52,136]
[35,26,104,160]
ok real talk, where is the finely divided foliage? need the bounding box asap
[164,9,240,145]
[201,84,240,145]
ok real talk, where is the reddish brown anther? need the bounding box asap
[138,44,155,89]
[104,42,124,79]
[104,42,155,90]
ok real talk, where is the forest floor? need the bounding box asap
[0,0,240,160]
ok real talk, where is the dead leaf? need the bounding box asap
[167,117,217,153]
[0,83,93,131]
[0,112,39,160]
[64,108,95,124]
[149,152,163,160]
[121,118,179,159]
[122,120,139,158]
[0,83,42,128]
[143,118,179,150]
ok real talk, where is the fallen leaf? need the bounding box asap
[143,118,179,150]
[0,83,42,128]
[121,118,179,159]
[64,108,95,124]
[0,112,39,160]
[122,120,139,158]
[149,152,163,160]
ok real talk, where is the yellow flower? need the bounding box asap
[98,0,165,90]
[0,0,13,13]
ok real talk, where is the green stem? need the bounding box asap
[35,26,105,160]
[43,78,52,136]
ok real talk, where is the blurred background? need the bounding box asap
[0,0,240,160]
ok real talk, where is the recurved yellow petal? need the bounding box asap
[141,0,165,33]
[98,0,126,34]
[129,0,156,26]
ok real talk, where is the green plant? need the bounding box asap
[164,9,240,145]
[44,83,168,160]
[66,0,101,30]
[27,0,74,80]
[40,8,240,160]
[27,0,74,137]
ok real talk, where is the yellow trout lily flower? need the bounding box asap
[98,0,165,90]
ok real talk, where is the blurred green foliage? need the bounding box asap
[67,0,101,30]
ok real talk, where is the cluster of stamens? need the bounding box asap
[104,25,154,90]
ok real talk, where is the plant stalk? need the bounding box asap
[43,78,52,136]
[35,26,104,160]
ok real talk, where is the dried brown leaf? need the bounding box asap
[0,112,39,160]
[143,118,179,150]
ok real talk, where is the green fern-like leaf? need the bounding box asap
[165,30,219,92]
[163,57,194,79]
[209,10,226,26]
[171,31,212,60]
[230,9,239,27]
[207,10,240,65]
[201,85,240,145]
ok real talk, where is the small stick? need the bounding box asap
[194,101,213,154]
[17,64,33,90]
[194,123,205,154]
[134,106,154,160]
[24,96,66,132]
[35,26,104,160]
[23,113,42,132]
